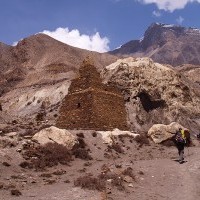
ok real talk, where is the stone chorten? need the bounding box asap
[56,57,128,130]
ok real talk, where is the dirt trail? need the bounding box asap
[128,147,200,200]
[2,147,198,200]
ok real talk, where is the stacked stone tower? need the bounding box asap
[56,57,128,130]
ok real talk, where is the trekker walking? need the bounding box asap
[197,133,200,140]
[173,128,188,164]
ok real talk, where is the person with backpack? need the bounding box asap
[173,128,187,164]
[197,133,200,140]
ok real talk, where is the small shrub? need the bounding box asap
[40,173,52,178]
[53,169,66,175]
[11,189,22,196]
[75,171,126,192]
[12,120,18,124]
[2,162,11,167]
[19,161,31,169]
[101,164,110,173]
[22,129,35,137]
[135,133,149,146]
[98,173,125,191]
[76,132,84,138]
[11,175,24,179]
[122,167,135,179]
[76,138,86,148]
[84,162,92,167]
[72,137,92,160]
[109,143,124,154]
[35,112,45,122]
[78,168,86,173]
[138,171,144,175]
[110,176,124,191]
[53,114,58,118]
[74,175,105,191]
[26,101,32,106]
[118,134,134,143]
[73,148,92,160]
[44,179,56,185]
[21,143,72,170]
[92,132,97,137]
[0,182,3,189]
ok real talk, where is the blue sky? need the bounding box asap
[0,0,200,52]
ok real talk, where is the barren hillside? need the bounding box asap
[0,34,117,124]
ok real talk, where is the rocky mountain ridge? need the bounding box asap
[111,23,200,66]
[0,34,117,95]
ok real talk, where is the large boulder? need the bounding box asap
[147,122,186,144]
[97,128,139,145]
[32,126,78,150]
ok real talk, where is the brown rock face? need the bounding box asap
[56,58,128,130]
[102,57,200,133]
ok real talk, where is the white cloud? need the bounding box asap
[152,10,161,17]
[41,27,110,53]
[137,0,200,12]
[12,28,110,52]
[176,16,184,24]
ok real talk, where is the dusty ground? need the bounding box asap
[0,130,200,200]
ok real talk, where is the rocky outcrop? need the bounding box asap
[102,57,200,133]
[176,65,200,86]
[32,126,78,150]
[147,122,185,144]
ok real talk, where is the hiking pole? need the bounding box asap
[186,146,190,162]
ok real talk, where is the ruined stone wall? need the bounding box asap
[57,88,128,130]
[56,59,128,130]
[56,91,93,129]
[91,90,128,130]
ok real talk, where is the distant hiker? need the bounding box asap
[197,133,200,140]
[173,128,188,164]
